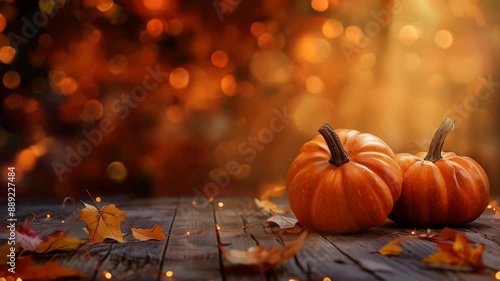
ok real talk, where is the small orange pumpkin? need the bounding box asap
[389,118,490,227]
[287,123,402,234]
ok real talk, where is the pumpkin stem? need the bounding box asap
[318,123,350,167]
[424,118,455,162]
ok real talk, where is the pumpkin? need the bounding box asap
[286,123,402,234]
[389,118,490,227]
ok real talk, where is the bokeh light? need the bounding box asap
[435,30,454,49]
[107,161,128,183]
[3,70,21,89]
[169,67,190,89]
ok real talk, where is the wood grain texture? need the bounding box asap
[1,197,499,281]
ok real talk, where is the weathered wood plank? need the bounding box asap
[160,197,222,281]
[322,223,495,281]
[91,200,178,281]
[215,197,378,281]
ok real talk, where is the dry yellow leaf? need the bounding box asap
[78,202,126,244]
[131,224,166,241]
[377,237,406,256]
[35,231,84,253]
[422,232,485,272]
[220,230,307,271]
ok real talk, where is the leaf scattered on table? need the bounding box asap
[415,227,474,243]
[265,211,298,230]
[35,231,84,254]
[422,231,485,272]
[78,202,126,244]
[254,198,288,214]
[131,224,165,241]
[16,218,42,251]
[378,237,406,256]
[0,257,84,280]
[220,230,308,271]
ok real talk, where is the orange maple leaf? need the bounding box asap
[131,224,165,241]
[219,230,307,271]
[378,237,406,256]
[78,202,126,244]
[254,198,289,214]
[34,231,84,253]
[422,232,485,272]
[0,257,84,280]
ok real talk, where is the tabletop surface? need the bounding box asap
[1,197,499,281]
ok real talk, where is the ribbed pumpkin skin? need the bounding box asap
[286,129,402,234]
[389,152,490,227]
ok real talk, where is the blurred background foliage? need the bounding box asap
[0,0,498,199]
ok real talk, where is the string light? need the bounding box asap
[165,271,174,277]
[96,197,102,203]
[495,270,500,280]
[218,202,224,208]
[323,278,332,281]
[46,213,51,218]
[216,224,220,231]
[186,231,191,236]
[103,270,112,280]
[191,200,197,206]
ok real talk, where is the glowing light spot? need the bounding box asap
[0,46,16,64]
[211,50,228,68]
[250,22,265,37]
[144,0,166,11]
[15,148,37,171]
[147,18,163,37]
[411,230,416,235]
[398,25,419,45]
[61,220,65,223]
[209,197,214,202]
[306,75,324,94]
[191,200,197,206]
[323,278,332,281]
[108,54,128,75]
[4,94,23,110]
[3,70,21,89]
[404,53,421,70]
[169,67,189,89]
[58,77,79,95]
[0,13,6,32]
[165,271,174,278]
[97,0,114,12]
[38,33,52,48]
[186,231,191,236]
[216,224,220,231]
[434,30,453,49]
[46,214,51,218]
[221,74,237,96]
[344,25,365,46]
[218,202,224,208]
[257,32,274,49]
[83,99,104,121]
[96,197,102,203]
[322,19,343,39]
[296,36,331,63]
[106,161,128,183]
[496,271,500,280]
[103,270,112,280]
[167,19,183,35]
[289,279,299,281]
[311,0,328,12]
[23,99,39,114]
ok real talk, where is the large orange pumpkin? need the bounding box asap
[389,118,490,227]
[286,123,402,234]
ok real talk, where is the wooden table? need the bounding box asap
[1,197,499,281]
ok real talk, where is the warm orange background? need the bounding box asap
[0,0,498,199]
